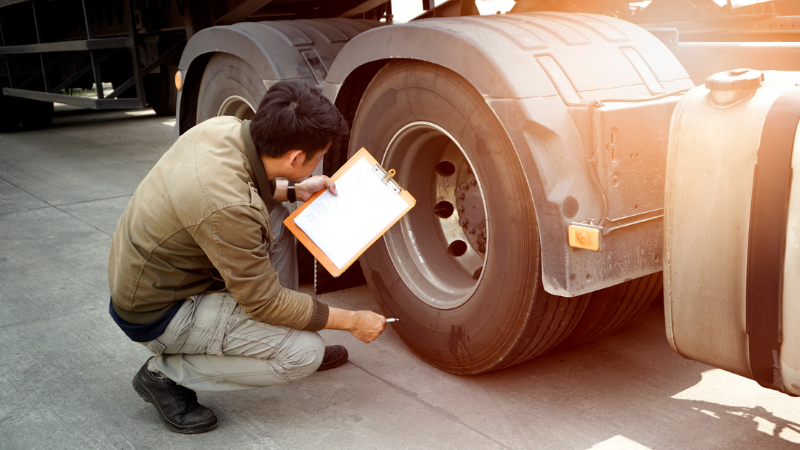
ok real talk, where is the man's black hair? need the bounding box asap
[250,81,349,160]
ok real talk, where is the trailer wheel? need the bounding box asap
[20,99,53,130]
[0,87,20,132]
[196,53,266,123]
[350,61,589,374]
[559,273,663,347]
[0,87,52,132]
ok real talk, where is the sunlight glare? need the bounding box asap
[587,435,653,450]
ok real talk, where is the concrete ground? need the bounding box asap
[1,105,799,450]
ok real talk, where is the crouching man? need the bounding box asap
[108,81,386,434]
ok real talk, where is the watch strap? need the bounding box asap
[287,181,296,203]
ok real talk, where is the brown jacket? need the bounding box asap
[108,116,328,330]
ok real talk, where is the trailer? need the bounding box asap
[0,0,391,129]
[4,0,800,395]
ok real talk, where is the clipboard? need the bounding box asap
[284,147,416,277]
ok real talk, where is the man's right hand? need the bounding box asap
[348,310,386,343]
[324,307,387,343]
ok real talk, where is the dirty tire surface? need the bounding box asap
[560,273,663,348]
[350,61,589,374]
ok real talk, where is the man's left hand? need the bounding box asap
[296,175,336,202]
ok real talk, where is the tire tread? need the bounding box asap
[498,293,589,370]
[559,273,663,348]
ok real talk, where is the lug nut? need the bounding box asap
[461,182,469,191]
[469,178,477,186]
[458,217,469,227]
[468,227,476,235]
[457,191,465,200]
[458,205,465,213]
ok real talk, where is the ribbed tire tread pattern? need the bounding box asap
[559,273,663,348]
[496,292,590,371]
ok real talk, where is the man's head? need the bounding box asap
[250,81,348,180]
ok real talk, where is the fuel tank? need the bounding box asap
[664,68,800,395]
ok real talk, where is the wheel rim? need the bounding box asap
[218,95,256,120]
[381,122,488,310]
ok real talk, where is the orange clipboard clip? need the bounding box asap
[284,148,416,277]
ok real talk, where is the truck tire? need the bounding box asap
[145,66,178,116]
[350,60,589,374]
[196,53,265,123]
[559,273,663,348]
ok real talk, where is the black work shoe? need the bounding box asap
[132,359,218,434]
[317,345,348,372]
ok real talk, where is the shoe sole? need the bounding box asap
[132,374,218,434]
[317,353,348,371]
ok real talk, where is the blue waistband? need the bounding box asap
[109,297,184,343]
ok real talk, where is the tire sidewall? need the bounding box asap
[196,54,266,124]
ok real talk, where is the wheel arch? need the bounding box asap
[323,58,392,176]
[324,13,693,297]
[176,19,381,135]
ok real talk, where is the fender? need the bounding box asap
[323,13,694,296]
[176,18,379,134]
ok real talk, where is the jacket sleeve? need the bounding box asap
[193,204,329,331]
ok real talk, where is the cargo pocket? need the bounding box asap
[143,338,166,356]
[204,293,240,356]
[157,297,197,354]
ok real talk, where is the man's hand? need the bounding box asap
[296,175,336,202]
[325,307,386,343]
[348,310,386,343]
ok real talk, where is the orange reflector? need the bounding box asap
[174,70,183,91]
[568,224,601,251]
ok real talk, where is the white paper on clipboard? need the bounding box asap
[293,156,408,269]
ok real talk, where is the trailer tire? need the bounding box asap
[0,87,20,132]
[350,61,589,374]
[20,99,53,130]
[196,54,266,123]
[559,273,663,347]
[0,87,52,132]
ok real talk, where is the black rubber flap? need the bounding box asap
[747,86,800,394]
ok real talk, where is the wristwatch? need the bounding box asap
[287,180,296,203]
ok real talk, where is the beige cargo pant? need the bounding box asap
[142,204,324,392]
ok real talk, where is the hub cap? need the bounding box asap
[381,122,488,310]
